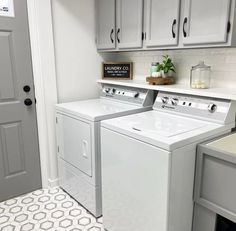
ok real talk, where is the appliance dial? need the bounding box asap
[105,88,110,93]
[161,97,169,104]
[134,92,139,98]
[208,103,217,113]
[112,88,116,94]
[171,98,179,106]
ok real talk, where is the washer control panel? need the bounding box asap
[100,85,155,107]
[154,91,234,124]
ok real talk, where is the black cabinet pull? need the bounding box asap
[183,17,188,37]
[172,19,177,38]
[110,29,114,43]
[23,85,31,93]
[117,28,120,43]
[24,98,33,106]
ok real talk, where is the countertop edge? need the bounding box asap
[97,79,236,101]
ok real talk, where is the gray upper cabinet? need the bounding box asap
[96,0,116,50]
[116,0,144,49]
[96,0,236,51]
[182,0,231,45]
[145,0,180,47]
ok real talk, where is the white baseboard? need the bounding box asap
[48,178,59,188]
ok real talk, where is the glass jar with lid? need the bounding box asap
[190,61,211,89]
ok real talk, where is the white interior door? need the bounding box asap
[146,0,180,47]
[117,0,144,49]
[183,0,231,45]
[96,0,116,50]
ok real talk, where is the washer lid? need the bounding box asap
[131,112,205,137]
[55,99,146,122]
[101,111,230,151]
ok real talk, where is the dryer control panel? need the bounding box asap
[100,85,155,107]
[154,92,236,125]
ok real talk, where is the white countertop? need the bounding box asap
[97,79,236,101]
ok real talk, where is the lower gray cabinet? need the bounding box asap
[194,138,236,225]
[193,204,217,231]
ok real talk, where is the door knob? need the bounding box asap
[23,85,31,93]
[24,98,33,106]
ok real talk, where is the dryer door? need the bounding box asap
[56,113,92,177]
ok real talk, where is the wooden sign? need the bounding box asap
[102,62,133,80]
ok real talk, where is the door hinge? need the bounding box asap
[56,117,58,124]
[227,21,231,33]
[57,146,60,153]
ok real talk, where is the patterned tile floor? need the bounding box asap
[0,188,105,231]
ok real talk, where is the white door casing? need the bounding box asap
[27,0,58,188]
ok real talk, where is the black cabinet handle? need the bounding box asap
[110,29,114,43]
[172,19,177,38]
[23,85,31,93]
[117,28,120,43]
[24,98,33,106]
[183,17,188,37]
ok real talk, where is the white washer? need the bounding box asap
[101,91,236,231]
[55,85,155,217]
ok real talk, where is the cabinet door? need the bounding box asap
[146,0,180,47]
[183,0,231,45]
[96,0,116,50]
[116,0,144,49]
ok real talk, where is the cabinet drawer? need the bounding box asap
[194,145,236,222]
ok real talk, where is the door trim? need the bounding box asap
[27,0,58,188]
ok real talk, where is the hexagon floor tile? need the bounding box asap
[0,188,104,231]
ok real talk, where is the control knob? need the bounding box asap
[105,88,110,93]
[161,97,169,104]
[171,98,179,106]
[208,103,217,113]
[134,92,139,98]
[112,88,116,94]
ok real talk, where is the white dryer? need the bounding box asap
[101,91,236,231]
[55,84,155,217]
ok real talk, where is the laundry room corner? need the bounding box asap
[27,0,103,188]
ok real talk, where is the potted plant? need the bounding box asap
[158,55,176,78]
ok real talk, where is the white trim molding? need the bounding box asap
[27,0,59,188]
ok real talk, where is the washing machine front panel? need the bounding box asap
[101,127,170,231]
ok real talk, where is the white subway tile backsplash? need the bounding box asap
[100,48,236,89]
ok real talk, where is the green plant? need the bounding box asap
[158,55,176,74]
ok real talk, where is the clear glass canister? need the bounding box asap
[190,61,211,89]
